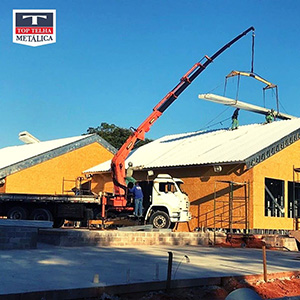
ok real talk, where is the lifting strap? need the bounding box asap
[251,30,255,73]
[223,28,280,115]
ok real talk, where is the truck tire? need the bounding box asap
[149,211,171,229]
[7,206,28,220]
[30,208,53,221]
[53,218,65,228]
[93,209,102,220]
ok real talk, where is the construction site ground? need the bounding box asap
[123,276,300,300]
[1,239,300,300]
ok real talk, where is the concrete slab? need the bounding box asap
[0,243,299,297]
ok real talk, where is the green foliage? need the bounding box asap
[86,123,153,150]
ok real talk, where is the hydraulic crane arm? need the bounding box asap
[111,26,255,198]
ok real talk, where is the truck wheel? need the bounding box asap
[53,218,65,228]
[149,211,171,229]
[7,206,28,220]
[93,209,102,220]
[30,208,53,221]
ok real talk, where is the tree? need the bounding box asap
[85,123,153,150]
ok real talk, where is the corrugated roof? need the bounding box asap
[84,118,300,173]
[0,134,117,178]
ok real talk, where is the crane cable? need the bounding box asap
[224,30,255,102]
[202,30,254,130]
[201,116,232,131]
[223,29,280,117]
[223,73,241,103]
[251,30,255,73]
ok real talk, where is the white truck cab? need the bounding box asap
[140,174,191,229]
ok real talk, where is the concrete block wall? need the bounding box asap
[264,235,298,251]
[38,229,218,247]
[0,226,38,250]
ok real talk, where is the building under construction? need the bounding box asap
[85,118,300,232]
[0,133,116,195]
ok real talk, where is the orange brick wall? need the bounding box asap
[5,142,114,195]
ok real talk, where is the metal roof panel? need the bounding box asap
[84,119,300,173]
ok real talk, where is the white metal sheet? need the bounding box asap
[85,119,300,173]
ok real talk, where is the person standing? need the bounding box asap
[265,109,275,123]
[125,162,136,185]
[129,182,143,217]
[231,108,240,130]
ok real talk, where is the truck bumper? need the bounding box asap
[170,210,191,223]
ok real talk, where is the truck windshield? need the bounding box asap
[176,181,186,194]
[159,182,177,193]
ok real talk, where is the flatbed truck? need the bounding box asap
[0,193,99,228]
[0,173,190,229]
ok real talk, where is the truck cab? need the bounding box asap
[139,174,191,229]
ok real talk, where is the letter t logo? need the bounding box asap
[22,15,47,25]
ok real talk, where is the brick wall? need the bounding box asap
[0,226,38,249]
[38,229,226,247]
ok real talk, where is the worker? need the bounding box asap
[265,109,275,123]
[125,162,136,185]
[129,181,143,217]
[231,108,240,130]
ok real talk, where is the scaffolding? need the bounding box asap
[213,180,250,233]
[292,166,300,229]
[62,177,92,195]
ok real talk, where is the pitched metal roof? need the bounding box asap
[85,118,300,173]
[0,134,117,178]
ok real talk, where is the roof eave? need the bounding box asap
[245,128,300,169]
[87,161,246,174]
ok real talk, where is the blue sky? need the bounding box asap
[0,0,299,148]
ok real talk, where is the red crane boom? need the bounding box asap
[111,27,255,206]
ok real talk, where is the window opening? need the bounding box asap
[288,167,300,227]
[264,178,284,217]
[288,181,300,218]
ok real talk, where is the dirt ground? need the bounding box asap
[111,275,300,300]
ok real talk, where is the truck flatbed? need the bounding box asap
[0,193,100,204]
